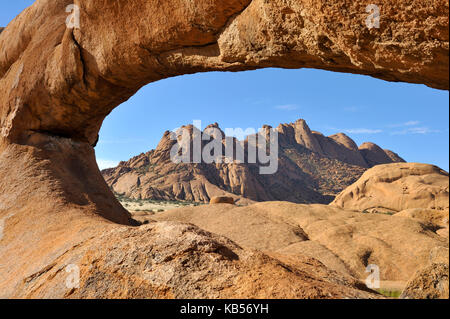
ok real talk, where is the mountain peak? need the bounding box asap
[359,142,405,167]
[328,133,359,151]
[205,122,220,129]
[294,118,307,125]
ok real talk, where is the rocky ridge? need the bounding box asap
[103,119,405,204]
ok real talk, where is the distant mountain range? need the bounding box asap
[102,119,405,205]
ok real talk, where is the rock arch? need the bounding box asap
[0,0,448,298]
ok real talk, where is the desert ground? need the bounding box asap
[0,0,448,300]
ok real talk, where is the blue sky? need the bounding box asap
[3,1,449,171]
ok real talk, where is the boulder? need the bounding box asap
[331,163,449,213]
[401,263,448,299]
[210,196,235,205]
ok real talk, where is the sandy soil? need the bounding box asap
[120,199,202,213]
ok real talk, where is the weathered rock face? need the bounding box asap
[330,163,449,298]
[312,132,369,168]
[400,247,449,299]
[331,163,450,213]
[359,143,398,168]
[401,263,449,299]
[0,0,448,299]
[384,149,405,163]
[103,119,404,204]
[277,119,403,168]
[2,217,381,299]
[395,208,449,234]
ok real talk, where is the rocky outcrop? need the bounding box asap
[395,209,449,236]
[279,120,325,155]
[401,264,449,299]
[331,163,450,213]
[312,132,369,168]
[150,201,448,283]
[384,150,406,163]
[1,217,381,299]
[359,143,399,168]
[400,247,449,299]
[0,0,448,299]
[103,119,404,204]
[279,121,402,169]
[330,163,450,298]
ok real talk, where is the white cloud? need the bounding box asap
[96,159,120,170]
[388,121,420,128]
[404,121,420,126]
[343,128,383,134]
[275,104,299,111]
[391,127,441,135]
